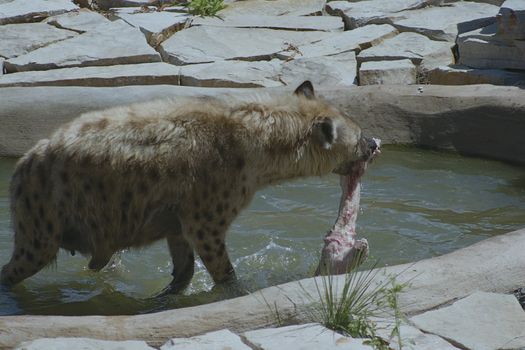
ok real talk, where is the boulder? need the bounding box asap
[115,10,190,46]
[359,59,416,85]
[218,0,325,16]
[159,26,332,65]
[0,63,181,87]
[426,65,525,86]
[15,337,155,350]
[357,32,453,65]
[4,20,161,72]
[0,22,77,59]
[178,60,283,88]
[276,24,398,59]
[161,329,250,350]
[191,14,344,32]
[457,24,525,70]
[325,0,441,29]
[44,8,112,32]
[498,0,525,40]
[411,292,525,350]
[0,0,78,25]
[392,2,499,42]
[243,323,374,350]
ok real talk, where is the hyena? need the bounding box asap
[0,81,378,293]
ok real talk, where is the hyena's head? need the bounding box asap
[294,81,380,175]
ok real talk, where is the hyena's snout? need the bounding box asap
[360,136,381,161]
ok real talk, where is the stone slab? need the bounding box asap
[280,52,358,88]
[0,0,78,25]
[392,2,498,42]
[243,323,374,350]
[411,292,525,350]
[277,24,398,59]
[498,0,525,40]
[0,22,77,59]
[457,24,525,70]
[357,32,453,65]
[15,337,155,350]
[219,0,325,16]
[4,20,161,72]
[326,0,441,29]
[426,65,525,86]
[160,26,332,65]
[44,8,112,33]
[0,63,181,87]
[359,59,416,85]
[191,14,343,32]
[161,329,250,350]
[116,11,190,46]
[178,60,282,88]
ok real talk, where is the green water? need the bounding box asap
[1,146,524,316]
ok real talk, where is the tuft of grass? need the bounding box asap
[301,255,409,350]
[187,0,225,16]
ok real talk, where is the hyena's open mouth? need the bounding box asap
[315,138,381,276]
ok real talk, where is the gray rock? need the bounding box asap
[179,60,282,88]
[357,32,453,65]
[191,14,343,32]
[0,0,78,25]
[277,24,398,59]
[96,0,160,10]
[359,59,416,85]
[498,0,525,40]
[411,292,525,350]
[326,0,441,29]
[160,26,332,65]
[0,63,181,87]
[457,24,525,70]
[0,58,4,75]
[392,2,499,42]
[244,323,374,350]
[219,0,325,16]
[4,20,161,72]
[280,52,358,88]
[0,22,77,59]
[15,337,155,350]
[426,65,525,86]
[116,10,190,46]
[44,9,112,33]
[161,329,250,350]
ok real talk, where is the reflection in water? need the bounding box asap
[0,146,524,315]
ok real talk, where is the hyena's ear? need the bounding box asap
[294,81,315,99]
[312,118,337,150]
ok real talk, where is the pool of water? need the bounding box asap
[1,146,524,316]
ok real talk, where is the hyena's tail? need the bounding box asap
[0,142,60,286]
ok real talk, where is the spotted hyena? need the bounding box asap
[0,81,377,293]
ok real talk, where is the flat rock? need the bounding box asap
[457,24,525,70]
[326,0,441,29]
[160,26,332,65]
[498,0,525,39]
[116,11,190,46]
[219,0,325,16]
[357,32,453,65]
[0,0,78,25]
[0,63,181,87]
[161,329,250,350]
[426,65,525,86]
[280,52,358,88]
[411,292,525,350]
[243,323,374,350]
[0,22,77,59]
[277,24,398,59]
[191,14,343,32]
[44,9,112,32]
[179,60,282,88]
[392,2,499,42]
[359,59,416,85]
[4,20,161,72]
[15,337,155,350]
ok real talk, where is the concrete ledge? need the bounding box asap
[1,84,524,164]
[1,228,524,349]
